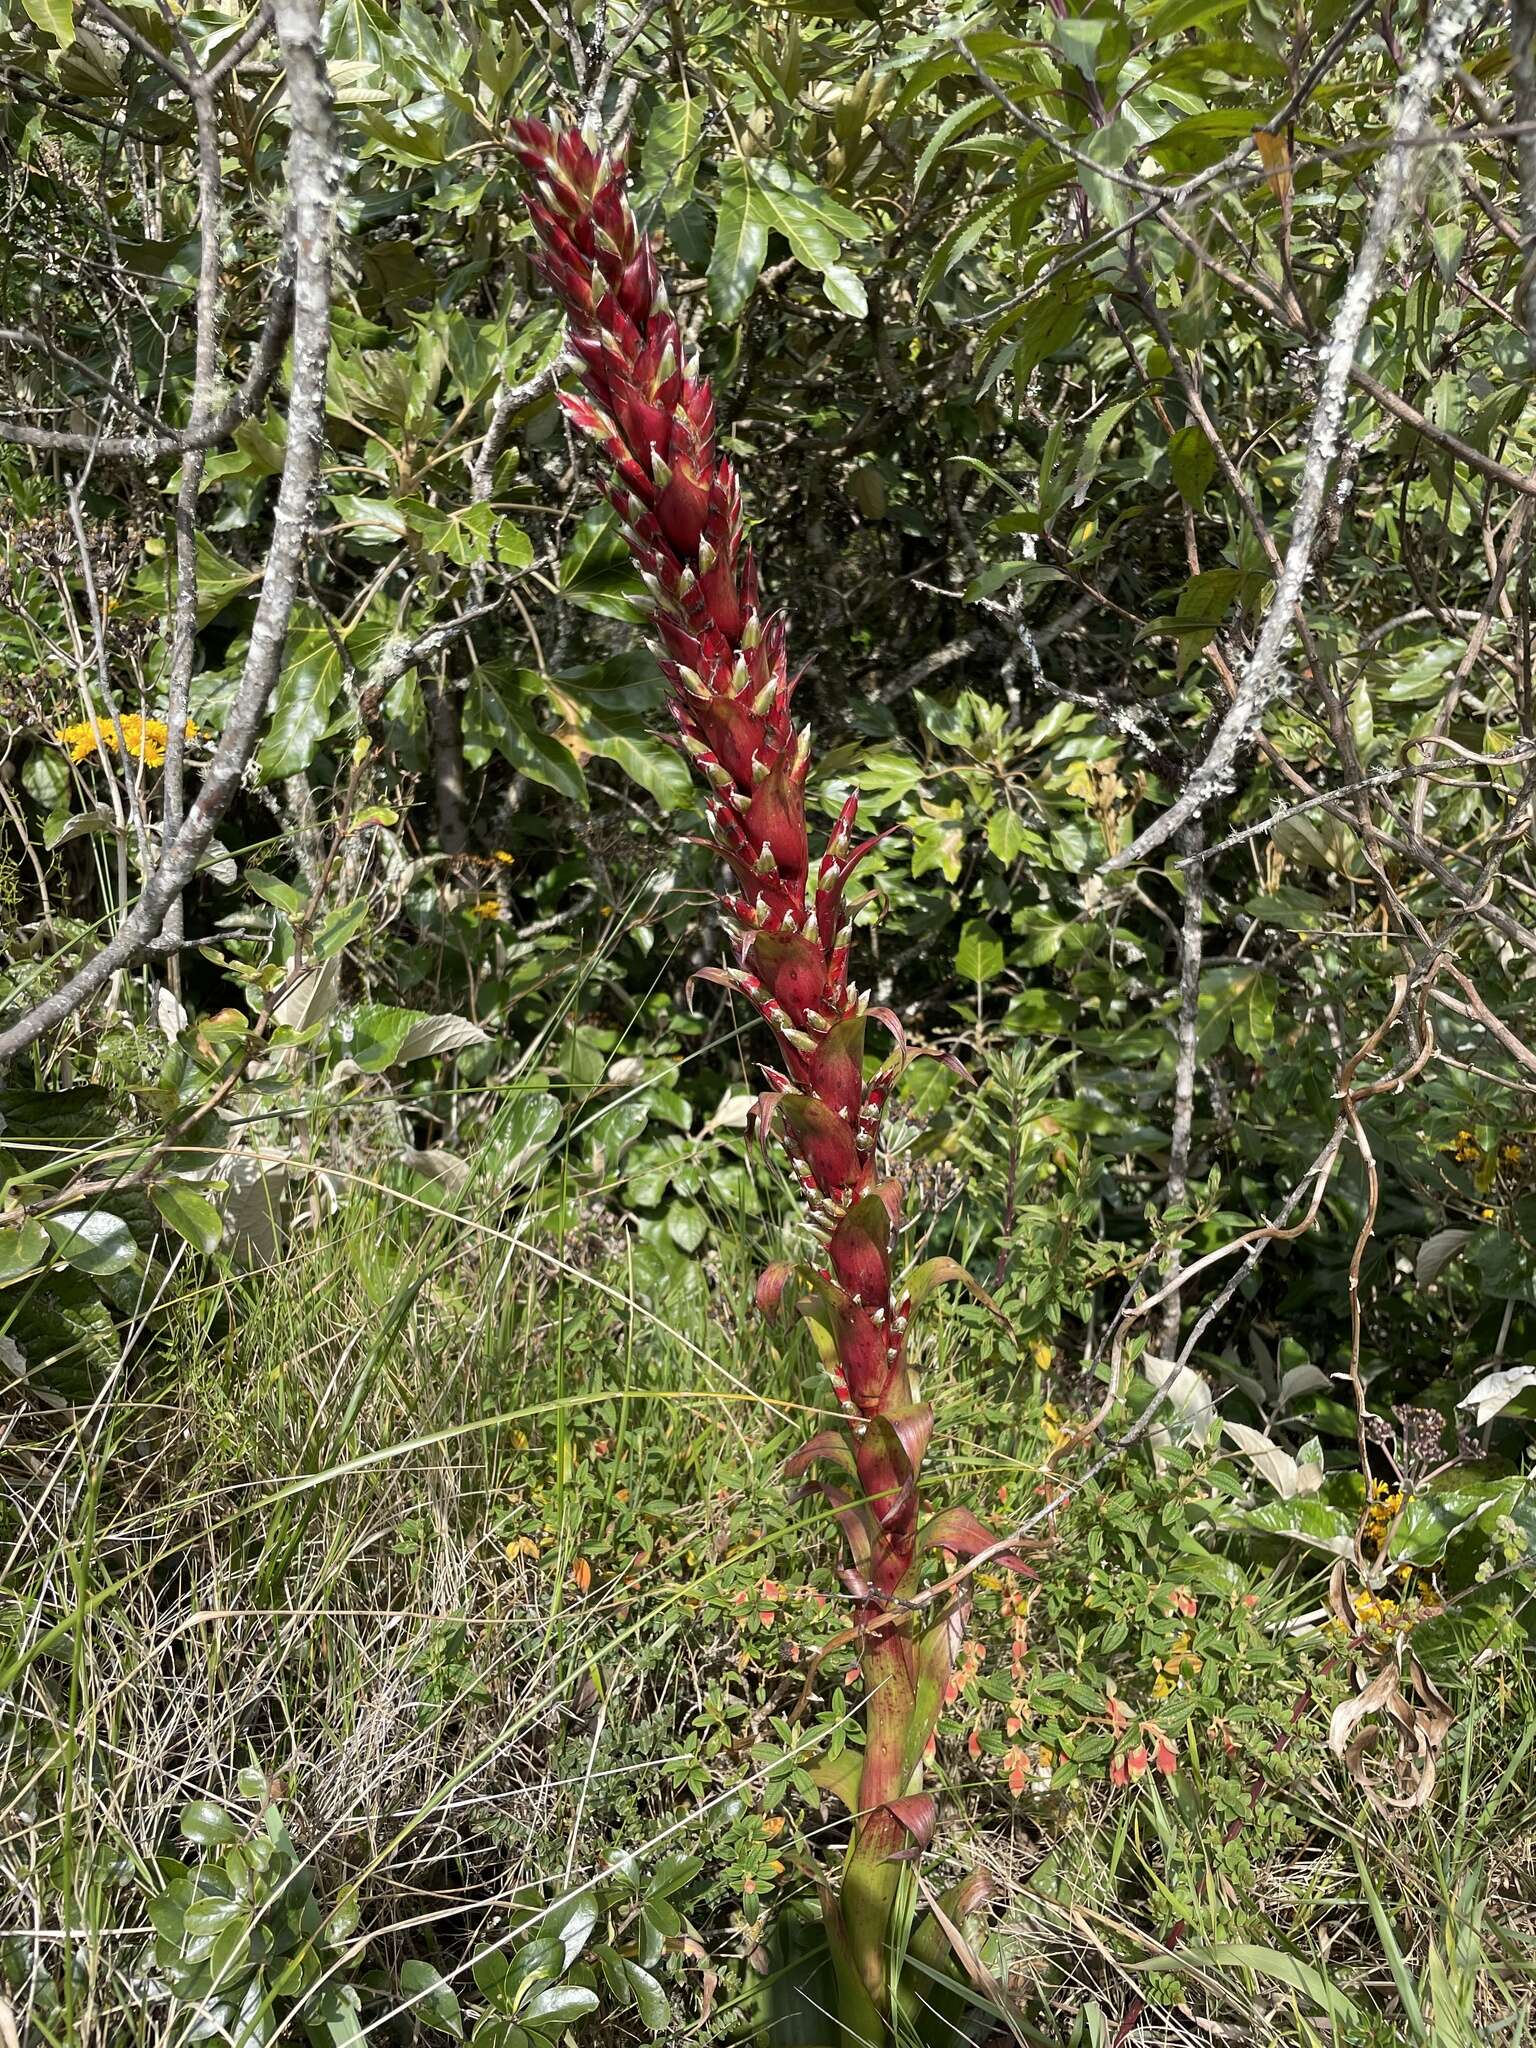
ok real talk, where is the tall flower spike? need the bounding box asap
[512,118,1029,2046]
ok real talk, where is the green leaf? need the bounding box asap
[666,1201,707,1253]
[559,507,647,623]
[245,868,308,915]
[708,168,768,324]
[401,1960,463,2038]
[343,1004,421,1072]
[964,560,1065,602]
[479,1093,562,1192]
[21,0,75,47]
[542,1891,599,1967]
[181,1799,240,1847]
[914,93,991,191]
[986,807,1031,864]
[314,896,370,960]
[465,680,588,806]
[0,1220,50,1286]
[257,626,345,781]
[1048,9,1108,74]
[578,706,691,810]
[641,97,703,212]
[44,1208,137,1277]
[746,162,868,313]
[519,1984,599,2032]
[1168,423,1217,505]
[820,261,867,318]
[397,1013,490,1061]
[956,920,1004,983]
[150,1182,224,1256]
[917,188,1011,307]
[622,1960,670,2031]
[1173,1944,1362,2026]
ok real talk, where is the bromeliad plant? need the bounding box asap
[512,118,1029,2045]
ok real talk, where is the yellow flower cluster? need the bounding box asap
[1446,1128,1482,1166]
[55,715,200,769]
[1361,1478,1404,1554]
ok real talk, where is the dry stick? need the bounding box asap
[0,0,337,1066]
[1431,965,1536,1075]
[1156,818,1203,1357]
[1105,0,1491,875]
[1512,0,1536,354]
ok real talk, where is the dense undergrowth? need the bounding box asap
[3,1123,1534,2044]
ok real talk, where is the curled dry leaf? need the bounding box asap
[1326,1560,1454,1812]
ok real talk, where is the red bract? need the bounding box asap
[512,117,1025,2044]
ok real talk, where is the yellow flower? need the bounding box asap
[466,895,503,921]
[1041,1401,1074,1453]
[54,715,199,769]
[492,849,515,865]
[1361,1480,1406,1555]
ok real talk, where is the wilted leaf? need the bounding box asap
[1458,1364,1536,1427]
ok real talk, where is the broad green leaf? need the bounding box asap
[479,1093,562,1191]
[466,680,588,806]
[21,0,74,46]
[708,169,768,324]
[1168,424,1217,505]
[956,919,1004,983]
[44,1208,137,1277]
[641,96,703,212]
[543,1889,599,1967]
[314,896,369,960]
[578,706,691,810]
[150,1182,224,1255]
[397,1013,490,1061]
[180,1799,240,1846]
[558,507,647,622]
[519,1984,599,2031]
[401,1960,463,2038]
[257,626,345,781]
[622,1960,670,2031]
